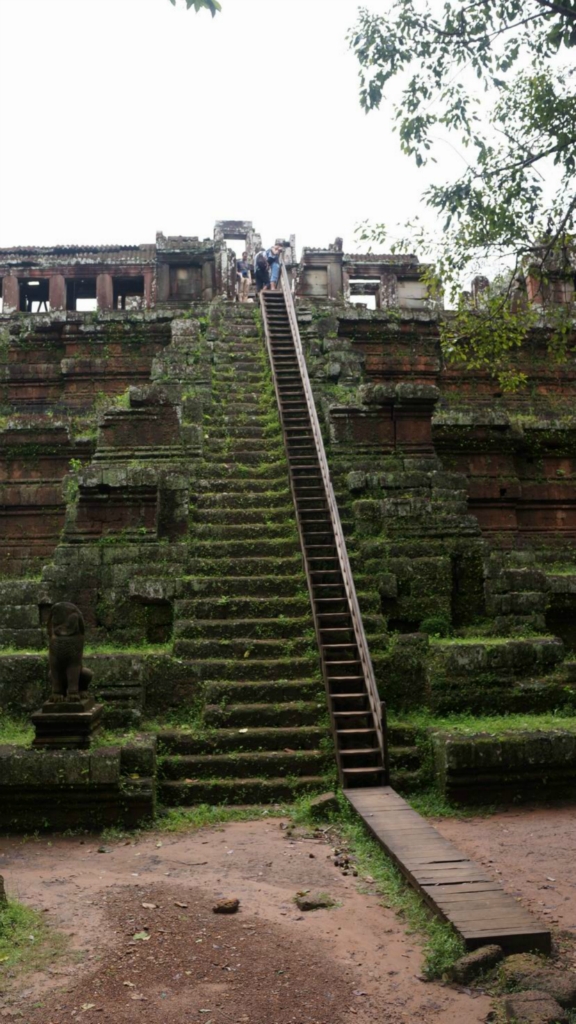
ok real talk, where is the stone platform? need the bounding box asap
[31,696,103,750]
[0,737,156,831]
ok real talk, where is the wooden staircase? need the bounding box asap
[261,274,388,789]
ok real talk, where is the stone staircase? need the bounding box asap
[157,306,331,804]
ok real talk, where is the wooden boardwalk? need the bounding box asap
[345,786,550,953]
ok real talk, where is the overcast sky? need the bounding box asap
[0,0,457,255]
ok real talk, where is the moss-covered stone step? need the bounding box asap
[159,775,325,806]
[204,438,285,456]
[0,628,44,651]
[204,700,325,728]
[388,744,423,771]
[174,616,313,641]
[204,678,323,705]
[202,425,270,440]
[212,350,261,363]
[196,477,289,495]
[0,605,41,630]
[210,396,265,412]
[157,725,326,755]
[387,722,423,745]
[187,556,304,578]
[188,522,296,542]
[391,769,428,794]
[432,726,576,802]
[172,636,316,660]
[0,580,42,604]
[210,373,264,387]
[429,637,564,678]
[174,656,319,682]
[159,749,329,781]
[203,448,286,466]
[195,488,292,507]
[174,591,379,620]
[191,507,295,526]
[178,575,305,598]
[206,399,268,415]
[429,676,576,716]
[196,462,289,482]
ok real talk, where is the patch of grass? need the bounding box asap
[0,899,67,976]
[100,804,290,842]
[0,716,33,746]
[403,710,576,736]
[429,634,556,646]
[408,788,495,819]
[84,643,171,655]
[291,794,465,979]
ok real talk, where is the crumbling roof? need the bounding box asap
[0,244,155,255]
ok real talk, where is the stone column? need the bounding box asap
[379,274,398,309]
[156,264,170,302]
[96,274,114,311]
[143,270,154,309]
[327,256,344,300]
[202,260,215,302]
[49,274,67,311]
[2,274,19,313]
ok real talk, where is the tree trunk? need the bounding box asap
[0,874,6,907]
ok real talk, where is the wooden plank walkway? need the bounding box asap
[345,786,550,953]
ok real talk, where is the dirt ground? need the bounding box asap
[0,805,574,1024]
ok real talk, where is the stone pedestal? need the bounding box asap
[31,697,103,750]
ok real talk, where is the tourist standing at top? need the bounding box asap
[266,244,283,291]
[236,251,252,303]
[254,249,271,295]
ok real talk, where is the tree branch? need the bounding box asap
[532,0,576,21]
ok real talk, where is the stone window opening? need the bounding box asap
[20,278,50,313]
[114,275,144,310]
[348,279,378,310]
[66,278,97,312]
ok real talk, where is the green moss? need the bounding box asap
[402,709,576,736]
[0,899,67,976]
[0,716,33,746]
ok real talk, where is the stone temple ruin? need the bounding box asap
[0,220,575,948]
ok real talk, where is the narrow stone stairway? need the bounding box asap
[158,306,331,804]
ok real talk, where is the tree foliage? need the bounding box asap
[350,1,576,385]
[168,0,222,15]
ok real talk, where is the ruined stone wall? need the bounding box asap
[0,311,173,576]
[304,305,576,549]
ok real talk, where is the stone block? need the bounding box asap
[308,791,339,821]
[504,990,568,1023]
[378,574,398,599]
[347,471,367,493]
[432,728,576,802]
[0,653,49,713]
[120,736,157,778]
[0,606,40,630]
[500,954,576,1008]
[449,944,504,983]
[90,748,121,784]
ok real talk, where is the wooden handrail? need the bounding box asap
[271,264,387,775]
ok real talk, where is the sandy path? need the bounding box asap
[0,820,492,1024]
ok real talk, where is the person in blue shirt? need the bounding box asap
[266,244,282,290]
